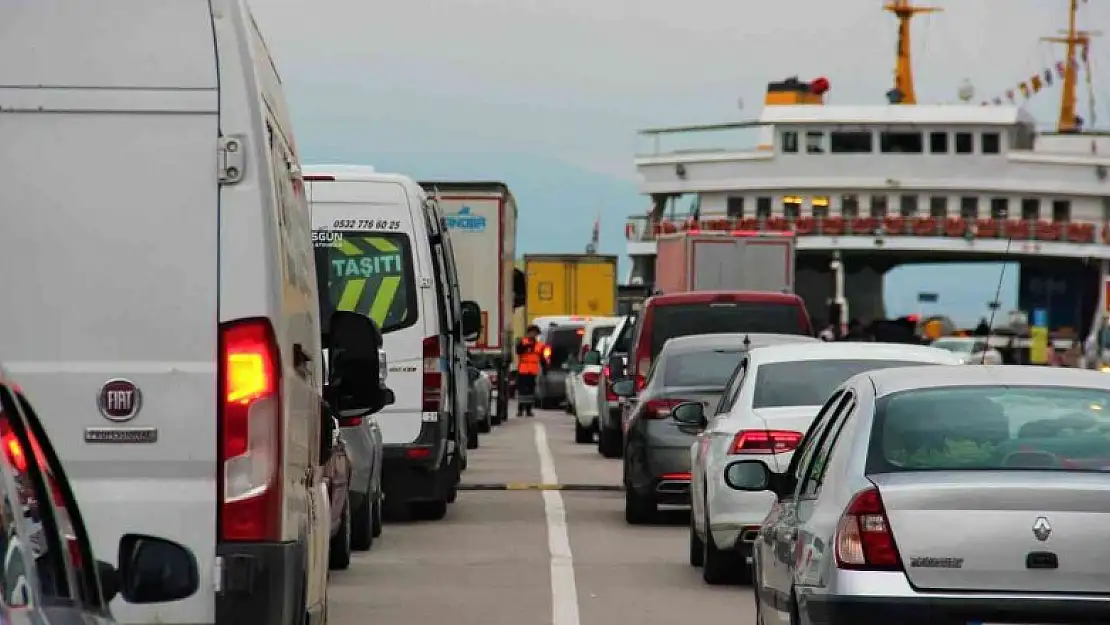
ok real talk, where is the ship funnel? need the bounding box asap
[765,76,828,106]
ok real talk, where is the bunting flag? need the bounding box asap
[1031,74,1043,93]
[978,60,1083,105]
[1044,68,1054,86]
[1019,82,1031,98]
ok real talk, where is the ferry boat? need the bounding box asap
[624,0,1110,343]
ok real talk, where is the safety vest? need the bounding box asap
[518,338,545,375]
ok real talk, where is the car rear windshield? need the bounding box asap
[590,325,615,349]
[870,385,1110,473]
[546,326,584,368]
[663,349,747,387]
[314,231,418,334]
[609,315,638,354]
[752,359,926,408]
[650,302,806,358]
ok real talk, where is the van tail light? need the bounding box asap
[423,336,442,412]
[634,375,647,392]
[834,487,902,571]
[582,371,600,386]
[603,366,618,401]
[730,430,803,455]
[643,398,688,419]
[2,432,27,473]
[219,319,283,542]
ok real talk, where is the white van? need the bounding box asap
[306,166,481,520]
[0,2,378,624]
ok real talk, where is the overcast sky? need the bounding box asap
[251,0,1109,324]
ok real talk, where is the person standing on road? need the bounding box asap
[515,325,545,417]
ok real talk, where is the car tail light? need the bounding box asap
[643,398,688,419]
[730,430,803,455]
[634,375,647,392]
[834,487,901,570]
[423,337,442,412]
[602,366,618,401]
[2,431,27,473]
[582,371,600,386]
[219,319,282,542]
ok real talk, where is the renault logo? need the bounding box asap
[1032,516,1052,542]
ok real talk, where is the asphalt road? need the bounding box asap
[327,407,756,625]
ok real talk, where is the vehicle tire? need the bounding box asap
[624,488,657,525]
[371,492,383,538]
[689,513,704,567]
[598,426,622,458]
[467,423,480,449]
[565,399,574,414]
[382,492,411,522]
[328,502,352,570]
[412,499,449,521]
[574,419,592,444]
[702,522,737,585]
[478,417,492,434]
[350,492,374,551]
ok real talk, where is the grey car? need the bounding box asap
[612,333,817,524]
[727,365,1110,625]
[337,410,384,552]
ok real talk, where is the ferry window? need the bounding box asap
[1021,198,1040,220]
[726,197,744,218]
[960,196,979,219]
[880,131,923,153]
[840,194,860,217]
[899,195,919,217]
[870,195,889,218]
[756,197,772,218]
[829,131,873,153]
[805,131,825,154]
[781,131,799,153]
[955,132,973,154]
[981,132,1001,154]
[812,196,830,219]
[929,132,948,153]
[1052,200,1071,222]
[929,196,948,218]
[783,196,802,219]
[990,197,1009,220]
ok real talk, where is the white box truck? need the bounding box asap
[421,182,521,423]
[654,231,796,294]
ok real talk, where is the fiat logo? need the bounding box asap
[97,379,142,422]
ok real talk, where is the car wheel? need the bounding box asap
[598,426,622,458]
[565,398,574,414]
[328,502,351,570]
[624,487,657,525]
[689,511,704,567]
[478,416,492,434]
[467,424,480,449]
[702,520,737,585]
[371,492,383,538]
[350,491,374,551]
[574,419,592,444]
[412,499,448,521]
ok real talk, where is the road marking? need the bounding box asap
[534,422,581,625]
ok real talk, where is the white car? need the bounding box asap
[930,336,1003,364]
[686,342,963,585]
[570,335,613,442]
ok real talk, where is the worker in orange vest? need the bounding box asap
[515,325,546,417]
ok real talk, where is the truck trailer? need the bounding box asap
[654,231,796,294]
[523,254,618,328]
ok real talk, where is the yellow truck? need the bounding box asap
[522,254,618,328]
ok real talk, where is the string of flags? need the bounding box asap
[980,58,1084,106]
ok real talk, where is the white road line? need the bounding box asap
[534,422,581,625]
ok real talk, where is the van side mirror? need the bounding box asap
[461,301,482,340]
[611,378,636,397]
[326,311,387,416]
[110,534,199,604]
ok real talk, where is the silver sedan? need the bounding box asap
[726,365,1110,625]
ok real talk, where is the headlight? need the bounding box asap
[1099,365,1110,373]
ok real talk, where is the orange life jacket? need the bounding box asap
[518,338,546,375]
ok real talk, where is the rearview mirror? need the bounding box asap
[114,534,199,604]
[326,311,387,416]
[461,301,482,340]
[723,460,774,492]
[582,350,602,366]
[610,378,636,397]
[671,401,706,426]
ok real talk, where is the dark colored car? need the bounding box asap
[536,323,586,409]
[596,313,638,457]
[613,333,816,525]
[338,410,383,553]
[0,375,198,623]
[325,414,353,570]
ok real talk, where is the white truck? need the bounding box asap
[654,231,797,294]
[420,182,522,423]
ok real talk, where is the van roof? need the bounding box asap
[304,164,422,185]
[418,181,511,194]
[645,290,804,306]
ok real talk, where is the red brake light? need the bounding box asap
[730,430,803,455]
[602,366,618,401]
[2,432,27,473]
[576,328,585,336]
[634,375,647,392]
[582,371,600,386]
[543,346,552,360]
[423,337,442,412]
[219,319,283,542]
[835,487,902,570]
[642,398,687,419]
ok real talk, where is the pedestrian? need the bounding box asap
[515,325,546,417]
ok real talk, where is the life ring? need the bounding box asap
[766,216,787,231]
[1067,222,1094,243]
[822,216,845,236]
[884,216,905,235]
[1004,219,1030,239]
[913,217,937,236]
[794,216,815,235]
[707,218,730,231]
[1038,220,1062,241]
[944,217,966,237]
[976,218,998,238]
[851,217,876,235]
[739,217,758,231]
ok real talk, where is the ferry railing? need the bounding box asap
[636,123,770,157]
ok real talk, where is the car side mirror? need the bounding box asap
[461,301,482,340]
[723,460,775,493]
[113,534,199,604]
[326,311,386,416]
[610,378,636,397]
[582,350,602,366]
[671,401,706,426]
